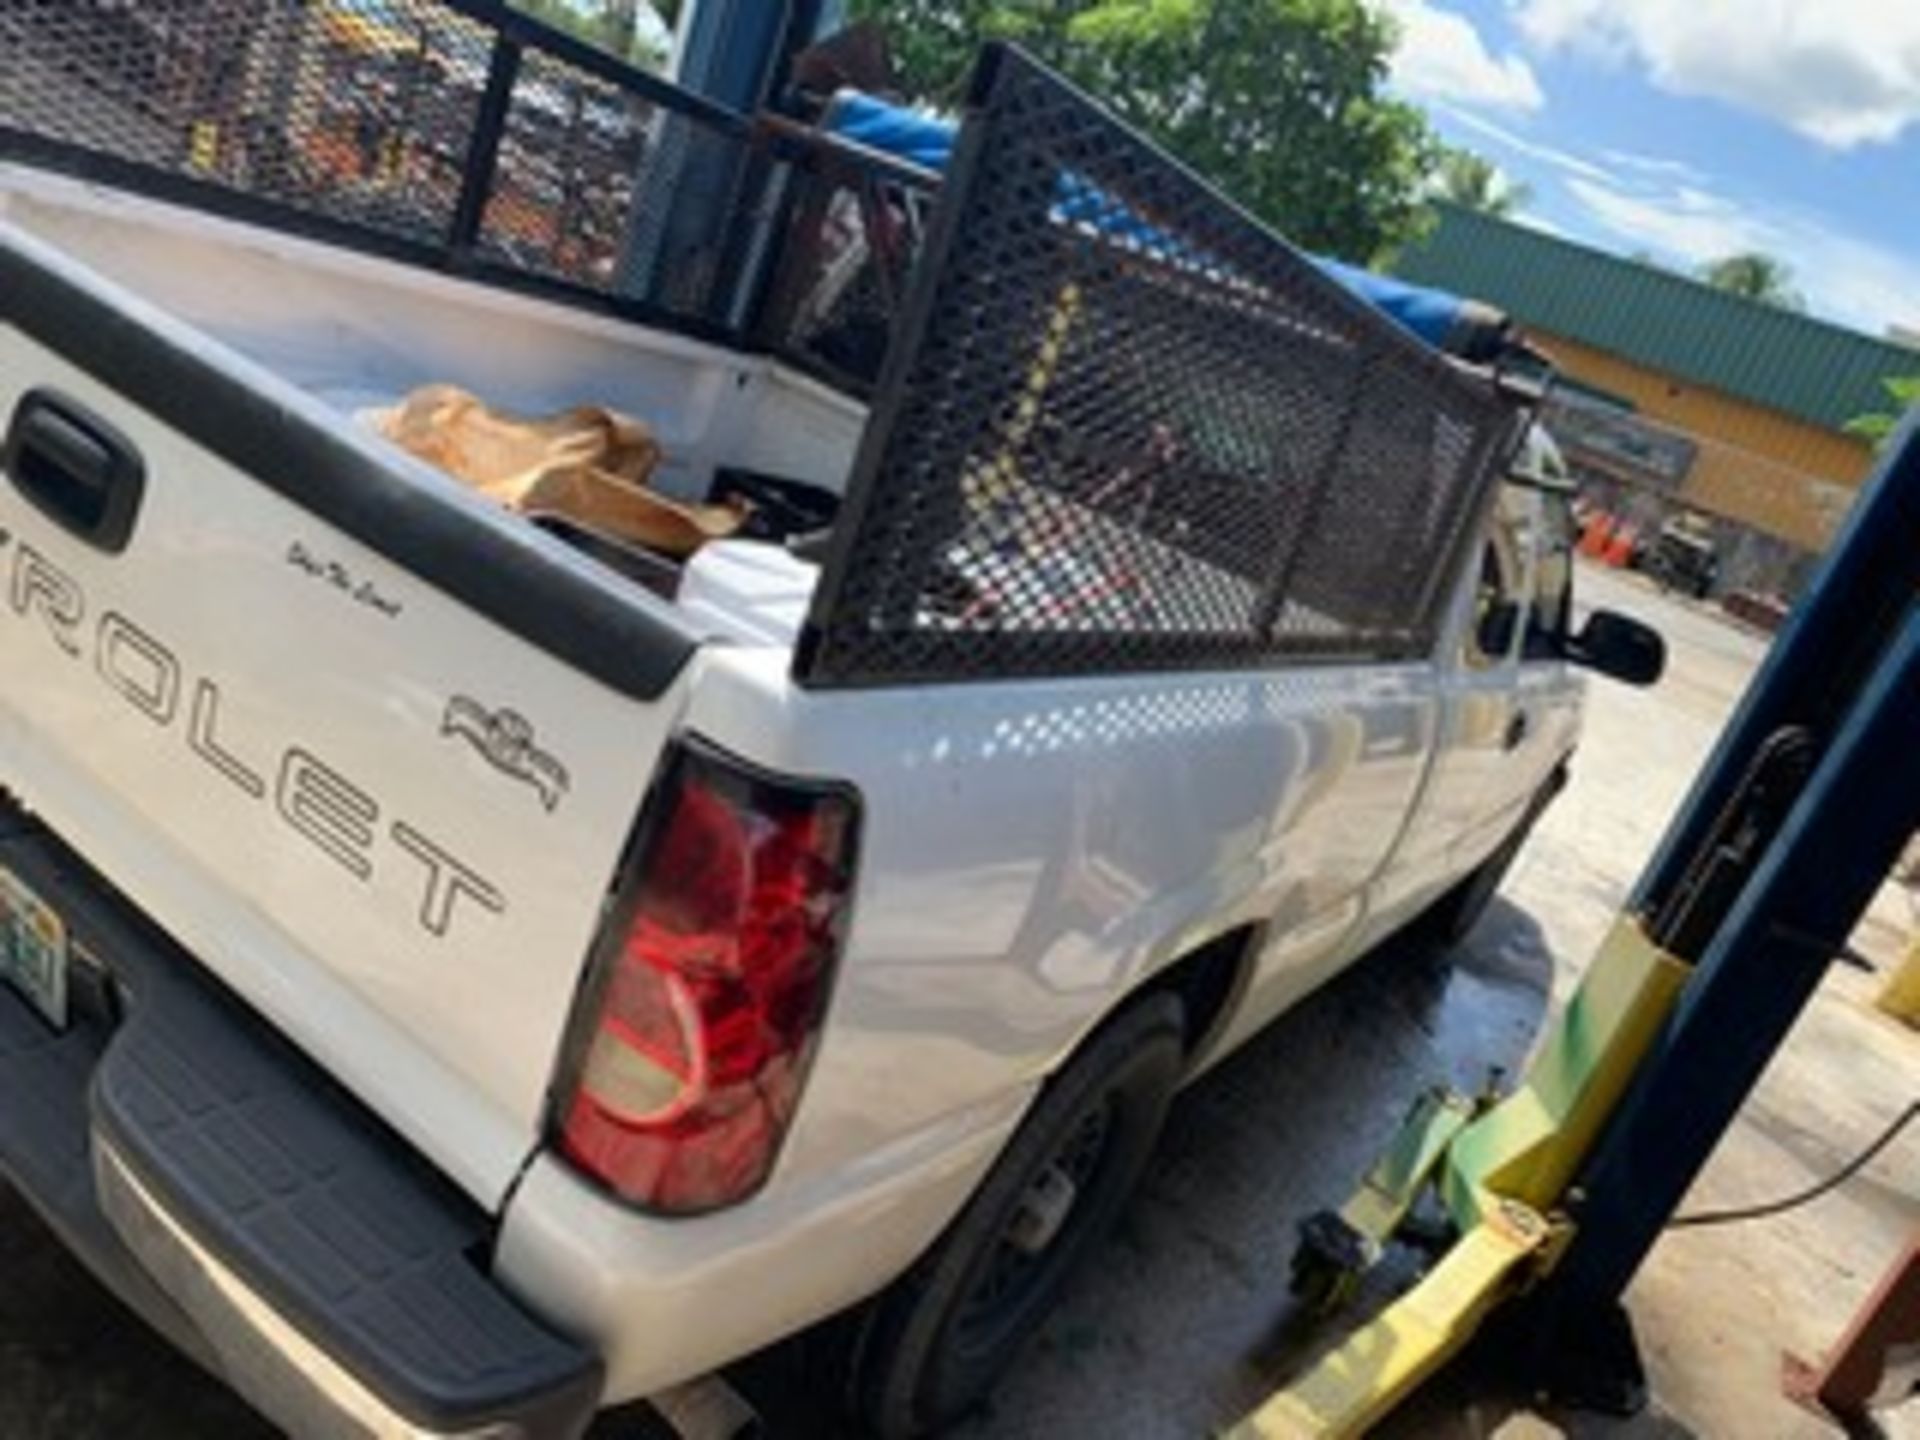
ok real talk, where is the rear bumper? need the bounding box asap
[94,1143,538,1439]
[0,803,601,1437]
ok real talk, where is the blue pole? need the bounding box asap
[620,0,829,318]
[1632,409,1920,915]
[673,0,796,112]
[1532,411,1920,1369]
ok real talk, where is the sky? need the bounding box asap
[1378,0,1920,340]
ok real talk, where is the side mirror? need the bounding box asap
[1568,609,1665,687]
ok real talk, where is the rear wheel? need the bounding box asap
[849,994,1185,1439]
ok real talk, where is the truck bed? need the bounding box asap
[0,164,866,522]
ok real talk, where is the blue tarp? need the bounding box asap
[1306,256,1470,351]
[823,90,958,173]
[821,89,1476,354]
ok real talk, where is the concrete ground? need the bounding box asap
[0,561,1913,1438]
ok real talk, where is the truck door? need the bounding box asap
[1507,484,1585,811]
[1435,483,1587,879]
[1441,503,1538,867]
[1380,491,1535,911]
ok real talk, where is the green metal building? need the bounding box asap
[1395,203,1911,562]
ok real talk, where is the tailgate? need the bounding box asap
[0,226,695,1205]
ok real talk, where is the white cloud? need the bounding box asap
[1432,104,1614,182]
[1599,148,1706,183]
[1562,174,1920,334]
[1564,177,1760,263]
[1379,0,1545,112]
[1512,0,1920,148]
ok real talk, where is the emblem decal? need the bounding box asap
[442,696,570,812]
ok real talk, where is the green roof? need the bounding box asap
[1393,203,1914,434]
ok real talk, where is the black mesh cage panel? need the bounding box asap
[797,47,1524,689]
[0,0,768,337]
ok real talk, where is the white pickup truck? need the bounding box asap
[0,20,1662,1440]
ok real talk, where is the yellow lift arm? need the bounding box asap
[1230,917,1691,1439]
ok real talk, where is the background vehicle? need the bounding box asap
[0,13,1660,1437]
[1647,510,1722,599]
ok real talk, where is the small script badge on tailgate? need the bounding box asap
[286,540,402,617]
[442,697,569,812]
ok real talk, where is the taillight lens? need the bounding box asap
[556,740,858,1214]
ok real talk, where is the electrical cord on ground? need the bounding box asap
[1667,1100,1919,1230]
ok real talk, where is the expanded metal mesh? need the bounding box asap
[0,0,764,333]
[798,48,1523,688]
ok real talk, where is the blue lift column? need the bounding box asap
[1523,411,1920,1406]
[617,0,834,322]
[672,0,838,113]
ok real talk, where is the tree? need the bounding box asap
[601,0,640,55]
[846,0,1440,262]
[1845,375,1920,449]
[1699,252,1805,311]
[510,0,671,67]
[1430,148,1531,218]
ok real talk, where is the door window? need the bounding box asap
[1465,527,1525,669]
[1524,493,1575,659]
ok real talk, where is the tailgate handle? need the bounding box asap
[2,389,146,554]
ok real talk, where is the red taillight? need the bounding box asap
[556,740,858,1214]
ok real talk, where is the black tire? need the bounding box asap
[1416,821,1527,948]
[1416,766,1566,948]
[849,994,1186,1439]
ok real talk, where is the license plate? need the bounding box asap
[0,867,67,1029]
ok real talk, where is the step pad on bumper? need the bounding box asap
[0,814,600,1435]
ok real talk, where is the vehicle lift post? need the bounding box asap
[1517,401,1920,1407]
[1232,411,1920,1437]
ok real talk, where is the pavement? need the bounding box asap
[1,560,1914,1438]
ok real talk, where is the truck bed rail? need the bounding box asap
[2,6,1531,691]
[0,0,774,344]
[0,0,939,394]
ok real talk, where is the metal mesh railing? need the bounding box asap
[0,0,766,338]
[797,47,1525,688]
